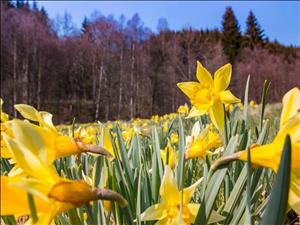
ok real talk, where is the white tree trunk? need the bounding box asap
[118,48,123,119]
[130,43,135,118]
[95,64,103,120]
[13,40,17,117]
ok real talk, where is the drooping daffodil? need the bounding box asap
[177,61,240,131]
[212,87,300,214]
[2,104,112,164]
[2,131,127,225]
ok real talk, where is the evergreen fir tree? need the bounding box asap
[221,7,241,64]
[245,11,265,48]
[32,0,38,11]
[16,0,24,8]
[81,16,89,33]
[37,6,49,27]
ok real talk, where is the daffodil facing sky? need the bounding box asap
[177,61,240,132]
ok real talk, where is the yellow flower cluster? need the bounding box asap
[0,103,127,224]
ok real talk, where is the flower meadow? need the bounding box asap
[1,61,299,225]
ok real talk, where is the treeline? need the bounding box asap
[1,0,299,123]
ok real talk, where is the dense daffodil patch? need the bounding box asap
[1,61,299,225]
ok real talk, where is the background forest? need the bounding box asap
[1,0,299,123]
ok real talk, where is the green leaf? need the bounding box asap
[261,135,291,225]
[259,80,271,131]
[27,193,38,223]
[242,75,251,126]
[177,116,185,189]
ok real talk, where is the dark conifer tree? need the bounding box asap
[1,0,15,8]
[81,16,89,33]
[221,7,241,64]
[32,0,38,11]
[16,0,24,8]
[245,11,265,48]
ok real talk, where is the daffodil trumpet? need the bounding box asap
[1,175,128,217]
[3,119,112,164]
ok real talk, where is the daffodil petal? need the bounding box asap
[187,203,200,223]
[155,218,169,225]
[196,61,213,87]
[1,175,50,216]
[160,166,180,204]
[40,111,57,132]
[280,87,300,127]
[186,106,206,119]
[3,133,58,183]
[14,104,41,122]
[239,144,280,172]
[289,172,300,215]
[209,100,224,132]
[177,82,202,100]
[276,113,300,144]
[220,90,240,104]
[182,178,203,204]
[214,63,232,92]
[140,203,167,221]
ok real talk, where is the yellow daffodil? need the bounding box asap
[2,132,127,224]
[122,127,135,145]
[177,61,240,131]
[249,100,255,107]
[1,99,13,158]
[178,104,189,115]
[99,126,118,159]
[185,125,221,160]
[1,98,9,122]
[213,87,300,214]
[162,122,169,133]
[225,103,234,113]
[238,102,244,110]
[160,143,178,169]
[141,166,202,224]
[3,104,111,163]
[170,133,179,145]
[4,119,111,165]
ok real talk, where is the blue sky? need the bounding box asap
[37,1,300,46]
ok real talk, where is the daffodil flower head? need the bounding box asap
[177,104,189,115]
[177,61,240,131]
[1,99,12,158]
[2,129,127,224]
[249,100,255,107]
[141,166,202,225]
[185,125,221,160]
[160,143,178,169]
[170,132,179,145]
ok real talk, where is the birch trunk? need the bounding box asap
[118,48,123,119]
[95,64,103,120]
[13,40,17,117]
[130,43,135,118]
[37,65,41,110]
